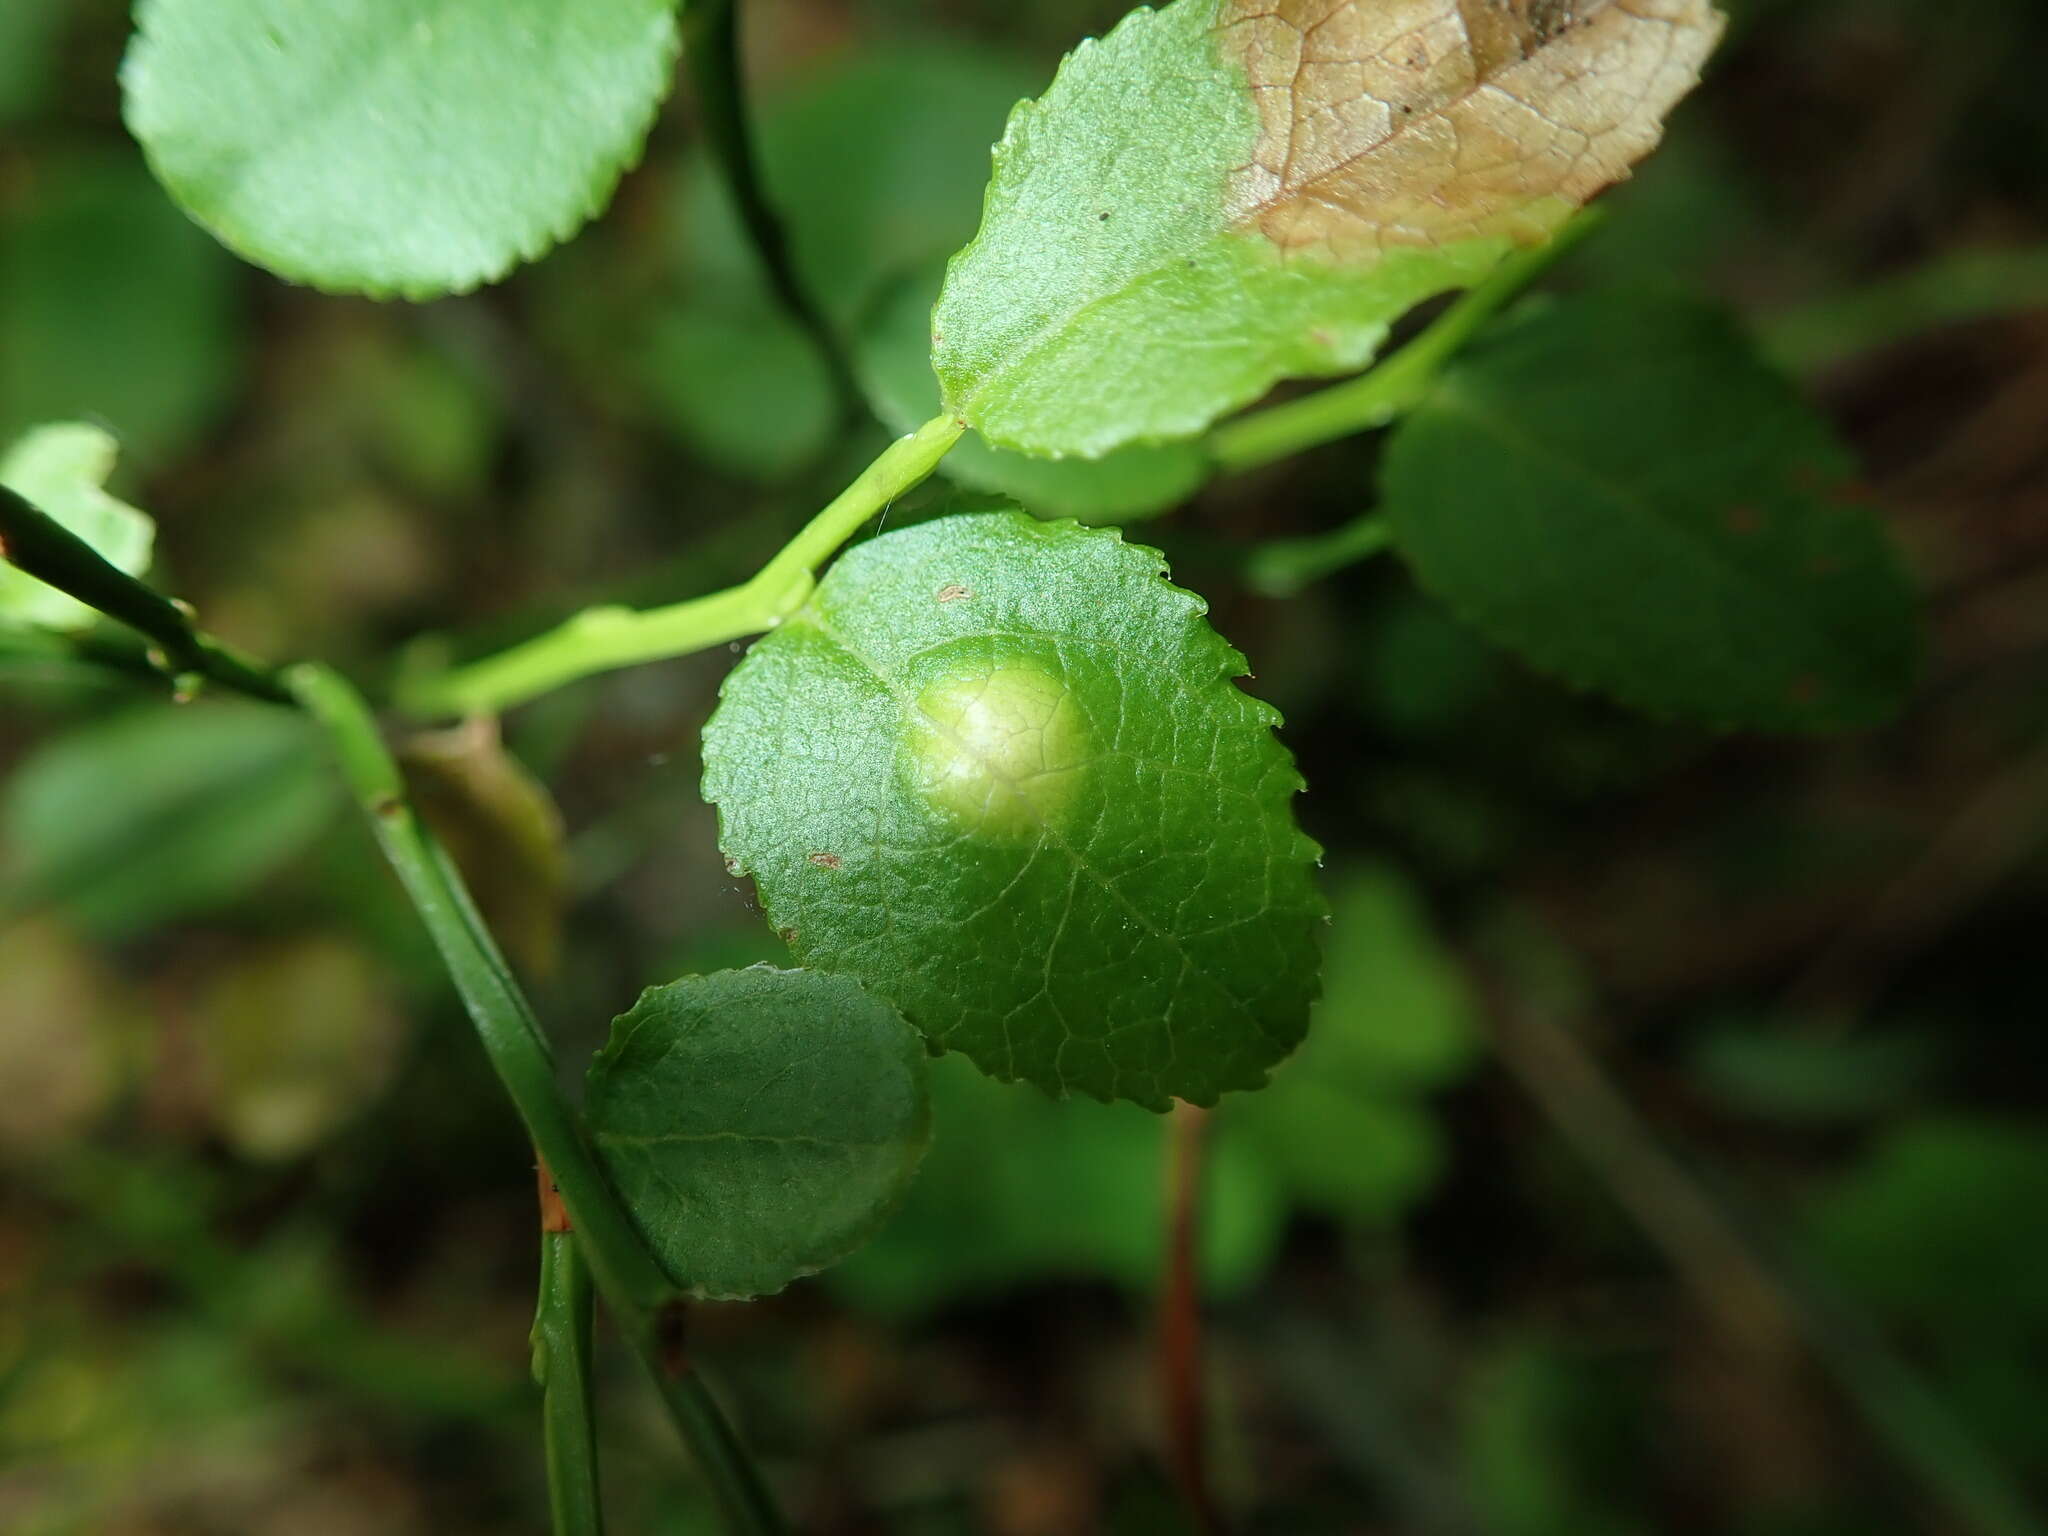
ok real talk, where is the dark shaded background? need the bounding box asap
[3,0,2047,1531]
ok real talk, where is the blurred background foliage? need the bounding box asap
[2,0,2047,1530]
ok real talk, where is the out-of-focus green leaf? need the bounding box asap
[645,40,1037,478]
[704,511,1324,1108]
[1383,291,1920,731]
[641,301,837,480]
[1805,1117,2048,1469]
[1229,864,1478,1224]
[1688,1019,1937,1125]
[0,423,156,631]
[195,935,407,1161]
[1465,1334,1653,1536]
[858,265,1210,522]
[933,0,1721,456]
[1807,1118,2048,1330]
[1,701,342,937]
[0,153,237,463]
[123,0,680,297]
[0,0,68,124]
[750,41,1043,329]
[586,967,931,1301]
[832,1052,1284,1314]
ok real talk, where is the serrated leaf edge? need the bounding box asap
[120,0,682,301]
[586,963,934,1302]
[706,512,1328,1111]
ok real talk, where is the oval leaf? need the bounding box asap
[1382,291,1920,730]
[2,701,341,937]
[585,967,931,1301]
[123,0,681,296]
[702,510,1324,1109]
[934,0,1723,457]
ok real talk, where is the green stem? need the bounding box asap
[534,1213,604,1536]
[1245,513,1393,598]
[402,414,964,718]
[0,484,289,704]
[1207,211,1603,477]
[684,0,863,420]
[289,662,787,1536]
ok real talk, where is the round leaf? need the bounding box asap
[123,0,681,296]
[1382,291,1920,731]
[585,967,931,1301]
[702,510,1324,1109]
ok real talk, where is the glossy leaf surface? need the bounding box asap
[704,511,1323,1108]
[585,967,930,1301]
[1383,291,1919,730]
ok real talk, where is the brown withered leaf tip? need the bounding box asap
[1220,0,1724,257]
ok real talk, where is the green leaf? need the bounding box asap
[640,38,1036,479]
[0,0,68,125]
[1466,1334,1653,1536]
[832,1052,1284,1315]
[1382,290,1920,731]
[0,152,238,461]
[1687,1017,1935,1125]
[1,701,342,938]
[584,967,931,1301]
[0,424,155,631]
[1806,1118,2048,1332]
[933,0,1722,457]
[122,0,681,297]
[702,510,1323,1108]
[859,265,1210,522]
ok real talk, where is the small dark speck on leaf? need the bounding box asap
[807,852,843,870]
[1099,211,1112,221]
[777,927,798,945]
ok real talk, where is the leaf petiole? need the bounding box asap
[1208,210,1603,478]
[400,414,965,718]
